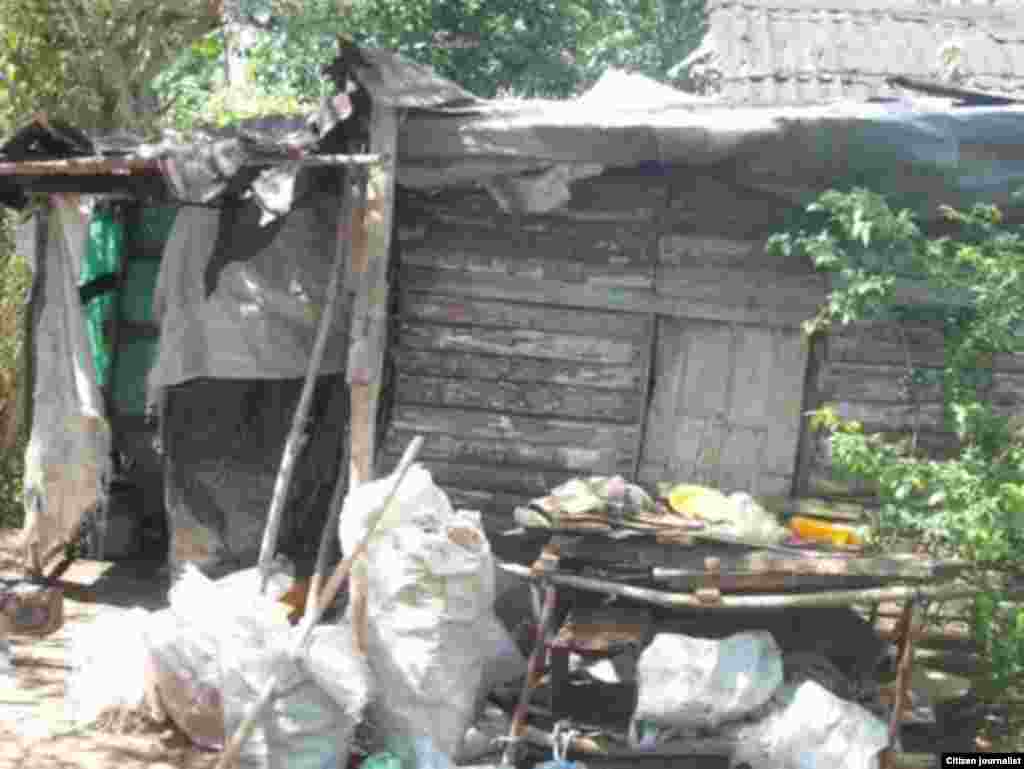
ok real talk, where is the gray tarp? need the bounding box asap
[393,66,1024,218]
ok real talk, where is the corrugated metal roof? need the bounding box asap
[678,0,1024,105]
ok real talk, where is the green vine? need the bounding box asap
[770,188,1024,701]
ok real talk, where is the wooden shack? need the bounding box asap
[6,46,1024,571]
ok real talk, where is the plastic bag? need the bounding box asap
[726,493,789,545]
[142,562,296,750]
[726,681,889,769]
[301,623,373,720]
[632,631,783,732]
[213,598,364,768]
[66,607,151,726]
[340,465,498,760]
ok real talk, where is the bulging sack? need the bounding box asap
[339,465,498,760]
[633,631,784,731]
[726,680,889,769]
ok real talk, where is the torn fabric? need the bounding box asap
[20,195,112,566]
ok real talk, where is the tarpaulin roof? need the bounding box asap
[4,46,1024,219]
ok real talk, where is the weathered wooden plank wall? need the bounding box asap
[387,169,663,514]
[386,164,1000,516]
[798,316,1024,500]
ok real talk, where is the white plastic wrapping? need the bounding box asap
[162,564,369,769]
[633,631,784,732]
[726,681,890,769]
[339,465,498,760]
[21,196,112,565]
[146,184,348,409]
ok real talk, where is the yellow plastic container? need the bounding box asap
[666,484,735,521]
[788,516,865,547]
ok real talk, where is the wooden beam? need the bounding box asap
[0,153,386,178]
[348,108,399,486]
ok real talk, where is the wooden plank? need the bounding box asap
[679,322,735,416]
[719,426,762,493]
[827,321,947,367]
[665,174,798,238]
[382,430,626,473]
[400,291,652,339]
[394,458,582,496]
[394,374,644,422]
[994,351,1024,374]
[655,265,826,310]
[395,348,643,391]
[562,170,669,222]
[658,234,812,273]
[401,243,655,289]
[989,370,1024,405]
[729,326,808,429]
[400,266,815,327]
[818,362,944,404]
[417,219,657,267]
[756,473,794,498]
[396,323,643,365]
[388,404,640,447]
[824,400,946,432]
[562,538,946,580]
[638,317,687,478]
[543,222,655,266]
[444,486,525,516]
[350,107,398,482]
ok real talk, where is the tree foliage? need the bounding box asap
[770,189,1024,696]
[155,0,706,130]
[0,0,223,132]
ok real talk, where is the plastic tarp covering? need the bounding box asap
[79,207,123,391]
[395,69,1024,219]
[21,196,112,564]
[147,167,348,404]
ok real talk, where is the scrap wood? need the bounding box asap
[255,168,363,595]
[499,562,979,610]
[215,436,423,769]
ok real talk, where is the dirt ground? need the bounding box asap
[0,529,219,769]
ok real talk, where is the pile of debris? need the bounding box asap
[50,458,956,769]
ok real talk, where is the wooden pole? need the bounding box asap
[347,106,398,487]
[216,436,423,769]
[498,562,978,610]
[0,153,386,178]
[255,169,363,594]
[889,600,919,744]
[303,433,351,622]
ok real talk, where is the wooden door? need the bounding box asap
[638,318,809,497]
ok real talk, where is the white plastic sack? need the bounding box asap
[183,563,365,769]
[301,623,374,720]
[21,196,112,566]
[633,631,784,732]
[141,562,296,749]
[727,681,889,769]
[340,465,498,759]
[66,607,151,727]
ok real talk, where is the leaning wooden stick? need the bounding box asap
[304,434,352,622]
[256,170,362,595]
[499,562,978,610]
[216,435,424,769]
